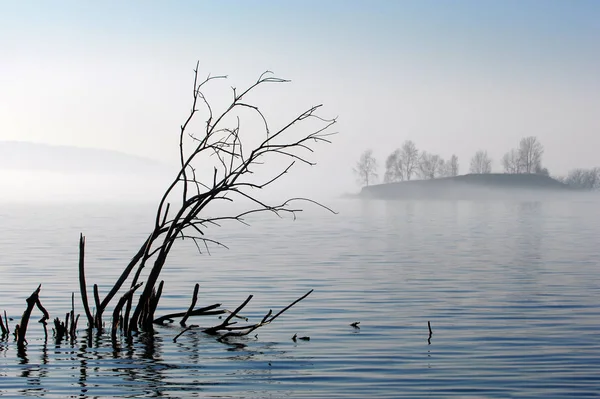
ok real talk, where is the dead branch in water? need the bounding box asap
[111,283,143,341]
[173,324,198,343]
[78,234,94,329]
[6,62,333,346]
[180,283,200,326]
[0,310,6,336]
[204,290,313,339]
[153,303,225,326]
[80,62,335,334]
[16,285,47,348]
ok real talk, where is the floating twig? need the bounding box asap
[292,333,310,342]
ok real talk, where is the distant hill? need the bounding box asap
[361,173,578,200]
[0,141,176,202]
[0,141,173,176]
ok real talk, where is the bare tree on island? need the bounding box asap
[354,149,378,186]
[518,136,544,173]
[502,148,521,174]
[502,136,545,174]
[28,62,338,344]
[470,150,492,174]
[383,140,420,182]
[384,149,403,183]
[400,140,419,181]
[418,152,444,179]
[448,154,459,176]
[559,167,600,190]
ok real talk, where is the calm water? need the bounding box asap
[0,197,599,398]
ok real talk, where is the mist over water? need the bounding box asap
[1,2,599,396]
[1,196,599,398]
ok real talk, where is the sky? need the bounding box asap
[1,0,599,199]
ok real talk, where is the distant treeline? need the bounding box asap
[353,136,599,191]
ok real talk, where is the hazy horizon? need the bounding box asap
[2,1,599,201]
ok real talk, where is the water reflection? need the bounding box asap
[1,199,600,398]
[504,201,544,306]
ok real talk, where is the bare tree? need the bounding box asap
[438,158,449,177]
[437,158,454,178]
[384,149,403,183]
[354,149,378,186]
[399,140,419,181]
[418,151,444,179]
[502,149,521,174]
[74,62,337,337]
[562,167,600,190]
[469,150,492,174]
[448,154,459,177]
[518,136,544,173]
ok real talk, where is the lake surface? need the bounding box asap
[1,196,599,398]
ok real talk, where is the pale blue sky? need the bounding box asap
[1,0,599,196]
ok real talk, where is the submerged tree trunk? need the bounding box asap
[67,61,337,340]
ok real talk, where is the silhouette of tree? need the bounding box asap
[354,149,378,186]
[399,140,419,180]
[502,149,521,173]
[418,152,444,179]
[448,154,459,177]
[384,149,403,183]
[75,62,336,335]
[518,136,544,173]
[470,150,492,174]
[561,167,600,190]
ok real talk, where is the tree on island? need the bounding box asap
[354,149,378,186]
[383,141,457,181]
[469,150,492,174]
[558,168,600,190]
[502,149,521,174]
[418,151,445,179]
[384,149,403,183]
[383,140,420,183]
[518,136,544,173]
[448,154,459,177]
[400,140,420,181]
[502,136,545,174]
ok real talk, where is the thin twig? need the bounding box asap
[173,324,199,343]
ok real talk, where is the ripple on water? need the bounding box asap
[0,199,600,398]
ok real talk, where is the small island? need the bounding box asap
[352,139,600,199]
[360,173,580,200]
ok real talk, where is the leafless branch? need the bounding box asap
[75,62,335,337]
